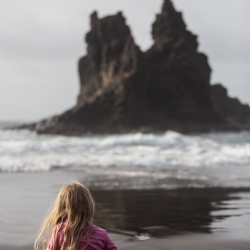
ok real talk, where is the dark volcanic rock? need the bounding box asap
[18,0,250,135]
[210,84,250,129]
[77,11,148,118]
[145,0,216,122]
[35,11,150,134]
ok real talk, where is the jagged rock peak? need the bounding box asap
[77,10,144,105]
[146,0,213,121]
[76,10,148,123]
[86,11,131,46]
[152,0,198,51]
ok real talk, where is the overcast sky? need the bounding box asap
[0,0,249,121]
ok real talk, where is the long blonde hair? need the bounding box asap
[34,182,95,250]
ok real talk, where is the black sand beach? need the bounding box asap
[1,171,250,250]
[92,188,250,236]
[2,234,250,250]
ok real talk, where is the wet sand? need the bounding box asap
[2,233,250,250]
[91,188,250,238]
[114,233,250,250]
[1,172,250,249]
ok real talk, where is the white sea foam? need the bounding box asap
[0,129,250,174]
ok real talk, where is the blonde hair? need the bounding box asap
[34,182,95,250]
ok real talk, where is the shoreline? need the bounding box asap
[2,233,250,250]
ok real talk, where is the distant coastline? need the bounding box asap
[0,121,24,128]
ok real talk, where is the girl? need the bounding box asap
[35,182,118,250]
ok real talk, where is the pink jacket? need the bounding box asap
[47,224,117,250]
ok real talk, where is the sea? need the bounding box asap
[1,122,250,188]
[0,122,250,246]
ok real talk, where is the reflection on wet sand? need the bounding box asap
[91,188,250,237]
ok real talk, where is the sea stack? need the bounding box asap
[21,0,250,135]
[146,0,215,121]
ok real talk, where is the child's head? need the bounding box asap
[35,182,95,250]
[54,182,95,225]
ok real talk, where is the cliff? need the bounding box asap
[20,0,250,135]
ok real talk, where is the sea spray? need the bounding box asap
[0,129,250,175]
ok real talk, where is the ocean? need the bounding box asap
[1,123,250,246]
[1,124,250,189]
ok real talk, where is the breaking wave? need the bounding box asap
[0,129,250,173]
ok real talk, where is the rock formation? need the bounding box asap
[210,84,250,128]
[145,0,215,121]
[20,0,250,135]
